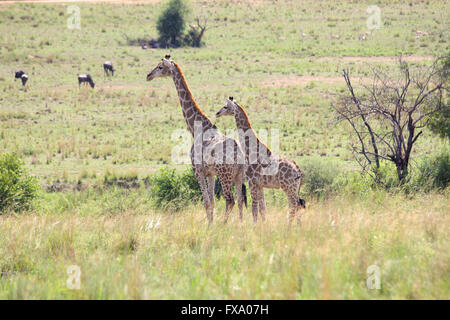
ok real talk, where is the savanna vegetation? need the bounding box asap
[0,0,448,299]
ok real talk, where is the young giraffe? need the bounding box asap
[216,97,306,224]
[146,56,246,224]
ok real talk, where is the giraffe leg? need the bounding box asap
[287,194,298,226]
[220,181,235,223]
[291,180,303,226]
[296,203,303,226]
[194,167,212,224]
[235,176,244,221]
[207,175,215,217]
[258,187,266,222]
[249,183,259,224]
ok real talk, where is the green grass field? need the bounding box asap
[0,0,449,299]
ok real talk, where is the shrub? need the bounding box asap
[372,160,400,189]
[183,27,203,47]
[427,100,450,139]
[148,166,201,212]
[427,54,449,139]
[179,167,202,201]
[156,0,189,47]
[0,153,39,213]
[298,158,344,199]
[333,170,375,197]
[413,147,450,191]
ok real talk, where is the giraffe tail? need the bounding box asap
[215,178,222,200]
[242,183,247,209]
[298,198,306,209]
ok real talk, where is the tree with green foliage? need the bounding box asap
[427,54,449,139]
[415,147,450,191]
[427,100,449,139]
[0,153,39,213]
[157,0,190,47]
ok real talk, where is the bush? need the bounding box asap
[413,147,450,191]
[179,167,202,200]
[0,153,39,213]
[427,100,450,139]
[148,166,201,212]
[183,28,203,47]
[373,160,400,189]
[333,170,374,197]
[157,0,189,47]
[298,158,344,199]
[427,54,449,139]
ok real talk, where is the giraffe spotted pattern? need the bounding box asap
[147,57,246,224]
[216,97,305,224]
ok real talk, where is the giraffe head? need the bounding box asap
[146,55,175,81]
[216,97,238,118]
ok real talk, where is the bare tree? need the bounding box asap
[187,17,208,47]
[334,57,448,183]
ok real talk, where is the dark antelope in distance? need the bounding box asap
[15,70,28,86]
[78,74,95,88]
[103,61,114,76]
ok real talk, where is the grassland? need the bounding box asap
[0,0,449,299]
[0,189,448,299]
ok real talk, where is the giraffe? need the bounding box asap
[216,97,306,224]
[146,56,246,224]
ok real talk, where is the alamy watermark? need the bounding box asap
[366,5,381,31]
[171,121,281,175]
[67,5,81,30]
[366,264,381,290]
[66,265,81,290]
[145,216,161,230]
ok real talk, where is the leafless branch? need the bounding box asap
[334,57,448,182]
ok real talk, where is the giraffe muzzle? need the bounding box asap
[146,73,154,81]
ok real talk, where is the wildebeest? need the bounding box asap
[15,70,28,86]
[78,74,95,88]
[103,61,114,76]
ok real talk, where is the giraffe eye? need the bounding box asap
[158,66,163,69]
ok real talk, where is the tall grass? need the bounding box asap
[0,188,448,299]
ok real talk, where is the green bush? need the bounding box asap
[179,167,202,200]
[183,28,203,47]
[333,170,375,197]
[298,158,344,199]
[413,147,450,191]
[427,54,449,139]
[148,166,201,212]
[373,160,400,189]
[0,153,39,213]
[427,100,450,139]
[157,0,189,47]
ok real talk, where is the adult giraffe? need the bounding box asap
[216,97,306,224]
[146,56,246,224]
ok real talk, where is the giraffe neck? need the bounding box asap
[234,103,271,157]
[171,62,215,135]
